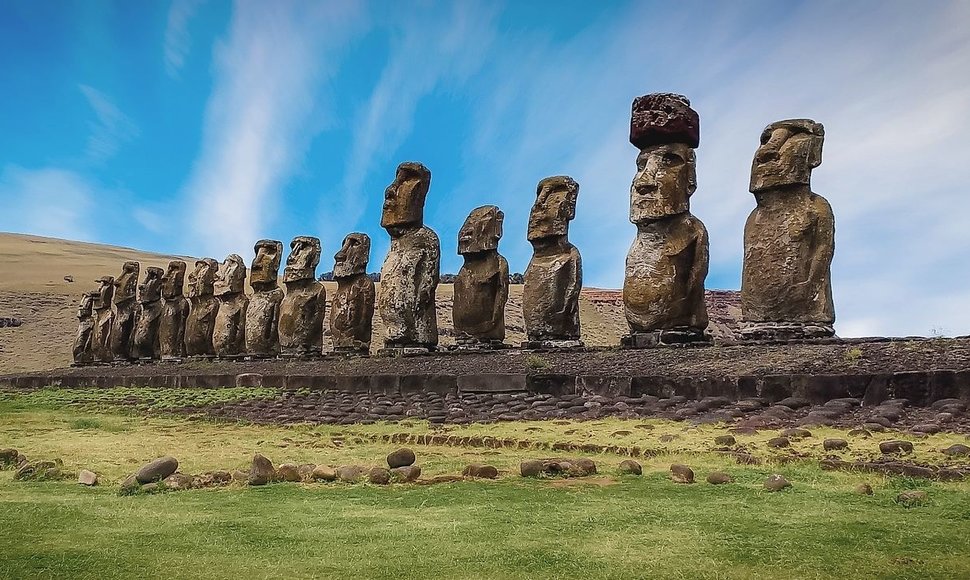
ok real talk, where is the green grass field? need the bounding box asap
[2,390,970,579]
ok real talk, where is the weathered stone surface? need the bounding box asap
[707,471,734,485]
[198,470,232,487]
[212,254,248,357]
[670,464,694,484]
[77,469,98,486]
[462,463,498,479]
[942,444,970,457]
[386,447,416,468]
[454,206,509,346]
[618,459,642,475]
[72,292,97,365]
[276,463,301,482]
[741,119,834,339]
[572,458,597,476]
[279,237,326,356]
[520,460,544,477]
[623,94,708,344]
[330,233,375,354]
[109,261,140,361]
[185,258,219,356]
[390,465,422,482]
[163,473,196,491]
[159,260,189,359]
[378,162,439,349]
[823,438,849,451]
[136,456,179,484]
[92,275,115,362]
[248,453,275,486]
[896,490,927,506]
[132,266,164,359]
[311,465,337,481]
[714,435,736,447]
[368,467,391,485]
[336,465,364,483]
[880,440,914,454]
[767,437,790,448]
[764,474,791,491]
[523,176,582,343]
[246,240,284,356]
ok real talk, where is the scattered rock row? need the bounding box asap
[0,448,27,470]
[820,458,968,481]
[354,431,655,458]
[519,458,597,478]
[14,459,64,482]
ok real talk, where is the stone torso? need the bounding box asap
[279,280,326,354]
[109,300,137,361]
[93,308,113,362]
[246,287,284,355]
[213,294,249,356]
[330,275,376,352]
[377,226,440,347]
[624,213,709,332]
[523,244,582,341]
[741,190,835,323]
[159,297,189,358]
[185,296,219,356]
[73,317,95,364]
[132,301,163,359]
[453,253,508,341]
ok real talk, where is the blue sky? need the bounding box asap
[2,0,969,337]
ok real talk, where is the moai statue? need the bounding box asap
[132,267,164,360]
[522,176,583,348]
[212,254,249,357]
[109,261,140,361]
[377,162,440,352]
[72,292,98,365]
[330,233,375,354]
[92,276,115,362]
[622,93,710,347]
[184,258,219,356]
[159,260,189,359]
[278,236,326,356]
[453,205,509,348]
[245,240,284,357]
[741,119,835,339]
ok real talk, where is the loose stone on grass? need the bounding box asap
[767,437,790,449]
[390,465,422,482]
[368,467,391,485]
[311,465,338,481]
[896,490,928,507]
[780,428,811,440]
[248,453,275,486]
[520,460,544,477]
[942,444,970,457]
[163,473,195,491]
[880,440,914,454]
[136,456,178,484]
[277,463,301,482]
[670,464,694,484]
[463,464,499,479]
[387,448,416,468]
[823,439,848,451]
[714,435,736,446]
[78,469,98,486]
[618,459,642,475]
[764,474,791,492]
[854,483,874,495]
[337,465,364,483]
[706,472,733,485]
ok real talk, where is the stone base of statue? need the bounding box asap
[521,339,584,350]
[622,327,710,348]
[241,353,280,361]
[159,356,184,363]
[329,346,370,357]
[449,337,510,352]
[186,354,217,362]
[378,345,435,357]
[739,322,835,341]
[280,350,324,361]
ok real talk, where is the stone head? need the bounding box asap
[630,93,700,149]
[333,232,370,279]
[138,267,164,304]
[458,205,504,255]
[114,261,140,304]
[381,161,431,231]
[250,239,283,287]
[161,260,186,300]
[283,236,321,283]
[214,254,247,296]
[93,276,114,309]
[77,292,96,319]
[527,176,579,242]
[187,258,218,298]
[630,143,696,222]
[750,118,824,193]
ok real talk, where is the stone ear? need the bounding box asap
[687,149,697,195]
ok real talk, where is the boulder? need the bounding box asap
[298,464,316,481]
[231,469,248,483]
[387,448,416,468]
[767,437,790,449]
[0,448,18,467]
[942,444,970,457]
[763,474,791,492]
[368,467,391,485]
[714,435,736,447]
[823,439,849,451]
[706,471,733,485]
[879,440,914,454]
[618,459,642,475]
[896,490,928,506]
[780,428,811,439]
[520,460,544,477]
[910,423,941,435]
[162,473,196,491]
[572,458,597,476]
[390,465,422,483]
[77,469,98,486]
[462,464,499,479]
[248,453,275,486]
[14,460,60,481]
[311,465,338,481]
[277,463,301,482]
[847,429,871,438]
[136,456,179,484]
[854,483,873,495]
[337,465,364,483]
[198,470,232,487]
[670,464,694,484]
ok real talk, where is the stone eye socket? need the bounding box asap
[760,130,772,145]
[662,153,683,166]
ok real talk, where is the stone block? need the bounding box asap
[458,374,527,393]
[400,374,457,395]
[527,374,576,396]
[577,375,631,397]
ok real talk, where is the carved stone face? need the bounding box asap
[381,162,431,230]
[114,261,140,304]
[750,119,824,193]
[333,232,370,279]
[283,236,321,283]
[93,276,114,309]
[251,239,283,286]
[214,254,247,296]
[77,292,95,318]
[161,260,186,300]
[527,176,579,242]
[187,258,218,297]
[458,205,504,255]
[630,143,696,222]
[138,267,164,303]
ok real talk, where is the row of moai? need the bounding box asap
[72,92,835,364]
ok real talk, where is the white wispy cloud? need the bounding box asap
[164,0,204,78]
[79,84,139,161]
[0,166,95,240]
[181,0,366,258]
